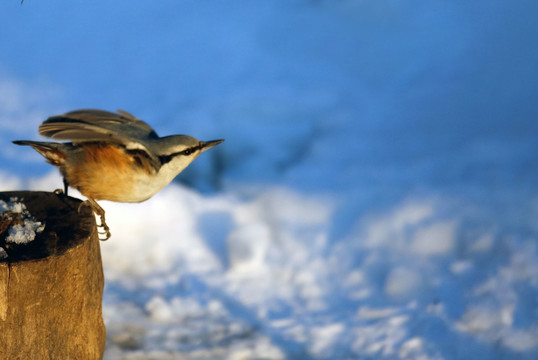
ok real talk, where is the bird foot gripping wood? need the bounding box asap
[79,199,111,240]
[53,179,70,196]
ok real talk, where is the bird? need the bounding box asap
[13,109,224,240]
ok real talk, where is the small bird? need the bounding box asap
[13,109,224,240]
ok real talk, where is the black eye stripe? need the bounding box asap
[158,145,202,165]
[183,144,204,155]
[182,145,200,155]
[158,154,174,165]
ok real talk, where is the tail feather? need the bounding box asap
[12,140,67,166]
[13,140,39,146]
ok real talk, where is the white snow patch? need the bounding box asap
[450,260,472,275]
[344,270,366,287]
[352,315,410,356]
[357,306,399,320]
[385,267,422,297]
[310,323,344,355]
[469,233,495,252]
[6,220,44,244]
[411,221,457,256]
[503,329,538,351]
[146,296,214,324]
[456,305,508,333]
[398,337,426,359]
[1,199,44,244]
[362,201,435,248]
[227,222,270,273]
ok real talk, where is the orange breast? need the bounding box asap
[64,144,150,202]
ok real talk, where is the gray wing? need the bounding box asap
[39,109,161,171]
[39,109,158,142]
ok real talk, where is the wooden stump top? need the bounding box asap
[0,191,95,263]
[0,191,105,359]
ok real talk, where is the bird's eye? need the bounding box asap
[183,149,192,156]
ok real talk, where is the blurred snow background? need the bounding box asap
[1,0,538,359]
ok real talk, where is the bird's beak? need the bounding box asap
[201,139,225,152]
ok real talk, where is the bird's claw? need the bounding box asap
[81,199,111,241]
[97,228,111,240]
[95,215,111,241]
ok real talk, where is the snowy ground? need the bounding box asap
[1,0,538,359]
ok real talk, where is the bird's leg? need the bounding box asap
[89,199,111,241]
[53,178,70,196]
[63,178,69,196]
[80,198,111,240]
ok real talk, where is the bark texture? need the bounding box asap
[0,191,105,360]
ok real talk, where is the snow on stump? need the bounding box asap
[0,191,105,360]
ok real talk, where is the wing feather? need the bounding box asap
[38,109,161,172]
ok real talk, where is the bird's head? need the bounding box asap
[150,135,224,179]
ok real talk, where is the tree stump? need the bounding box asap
[0,191,105,360]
